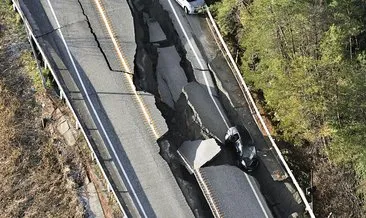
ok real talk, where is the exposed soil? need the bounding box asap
[0,3,122,217]
[0,21,85,218]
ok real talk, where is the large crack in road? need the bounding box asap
[78,0,132,74]
[121,0,269,217]
[77,0,125,73]
[125,0,225,217]
[22,0,306,215]
[73,0,293,216]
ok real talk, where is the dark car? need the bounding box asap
[225,126,259,172]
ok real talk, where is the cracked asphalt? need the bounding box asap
[18,0,307,217]
[20,0,193,217]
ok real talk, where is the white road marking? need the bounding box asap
[244,173,270,218]
[166,1,270,217]
[44,1,148,217]
[167,0,229,129]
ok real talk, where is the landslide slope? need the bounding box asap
[0,3,85,217]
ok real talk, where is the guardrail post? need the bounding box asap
[91,152,96,162]
[75,120,80,130]
[107,183,112,192]
[60,90,64,100]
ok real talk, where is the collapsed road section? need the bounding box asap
[15,0,310,216]
[126,0,275,217]
[127,0,308,217]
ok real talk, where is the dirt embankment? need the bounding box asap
[0,3,122,217]
[0,6,87,218]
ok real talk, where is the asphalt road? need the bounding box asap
[156,1,275,217]
[160,0,304,217]
[200,165,273,218]
[20,0,193,217]
[156,1,304,217]
[19,0,305,216]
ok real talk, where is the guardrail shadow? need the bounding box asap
[20,0,155,217]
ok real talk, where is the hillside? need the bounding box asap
[211,0,366,216]
[0,1,142,216]
[0,3,87,217]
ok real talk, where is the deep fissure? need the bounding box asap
[126,0,214,216]
[77,0,127,74]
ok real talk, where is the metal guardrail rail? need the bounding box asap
[10,1,128,217]
[205,7,315,218]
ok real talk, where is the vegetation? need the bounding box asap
[211,0,366,216]
[0,2,86,217]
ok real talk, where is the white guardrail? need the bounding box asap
[205,8,315,218]
[11,1,128,217]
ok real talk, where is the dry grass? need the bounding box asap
[0,2,85,217]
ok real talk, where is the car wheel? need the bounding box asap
[184,7,189,15]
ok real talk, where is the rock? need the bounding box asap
[63,129,76,146]
[52,108,63,121]
[57,120,70,135]
[178,139,221,174]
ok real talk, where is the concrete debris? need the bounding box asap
[180,82,229,142]
[52,108,63,121]
[86,182,105,218]
[157,46,188,102]
[157,72,175,109]
[63,129,77,146]
[156,46,188,109]
[57,119,70,135]
[178,139,221,174]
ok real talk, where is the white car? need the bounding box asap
[174,0,206,14]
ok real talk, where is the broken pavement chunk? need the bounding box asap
[177,138,221,174]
